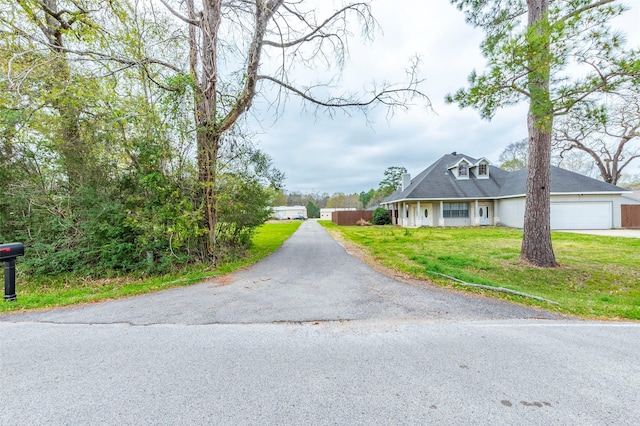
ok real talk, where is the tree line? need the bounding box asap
[271,165,409,217]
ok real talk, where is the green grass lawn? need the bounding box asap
[321,222,640,320]
[0,221,301,313]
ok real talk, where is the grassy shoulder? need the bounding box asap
[320,221,640,320]
[0,221,301,313]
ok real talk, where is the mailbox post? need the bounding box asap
[1,243,25,302]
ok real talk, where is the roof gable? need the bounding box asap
[447,156,474,180]
[447,157,473,170]
[473,157,490,166]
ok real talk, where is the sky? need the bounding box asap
[247,0,639,195]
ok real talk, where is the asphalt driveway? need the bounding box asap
[1,221,560,325]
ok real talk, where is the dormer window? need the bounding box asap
[473,158,490,179]
[448,157,474,180]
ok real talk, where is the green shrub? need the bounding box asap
[372,207,392,225]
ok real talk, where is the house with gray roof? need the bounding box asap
[381,152,630,230]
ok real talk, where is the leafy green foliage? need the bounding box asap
[0,1,283,277]
[306,201,320,218]
[448,1,634,120]
[372,207,392,225]
[216,172,274,260]
[359,190,372,209]
[378,166,407,197]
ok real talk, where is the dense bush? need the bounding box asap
[372,207,392,225]
[0,118,280,277]
[0,27,281,277]
[215,172,275,261]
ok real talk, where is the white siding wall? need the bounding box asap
[431,204,441,227]
[320,210,332,220]
[444,218,472,226]
[495,198,526,228]
[320,208,356,220]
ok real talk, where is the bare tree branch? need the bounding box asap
[553,89,640,184]
[263,3,370,48]
[158,0,200,26]
[217,0,284,133]
[257,73,429,111]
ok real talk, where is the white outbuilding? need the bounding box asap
[272,206,307,220]
[320,208,357,220]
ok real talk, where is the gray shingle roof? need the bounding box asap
[384,152,626,202]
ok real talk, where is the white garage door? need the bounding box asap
[551,202,612,230]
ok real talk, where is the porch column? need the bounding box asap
[493,201,499,226]
[439,201,445,226]
[402,203,406,227]
[416,201,422,227]
[474,199,479,226]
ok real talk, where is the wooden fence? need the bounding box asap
[621,205,640,228]
[331,210,373,226]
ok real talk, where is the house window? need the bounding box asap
[458,163,468,176]
[424,209,428,218]
[478,163,487,176]
[443,202,469,218]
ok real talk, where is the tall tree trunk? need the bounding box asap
[521,0,557,267]
[41,0,87,190]
[522,114,556,266]
[199,128,221,259]
[189,0,277,259]
[50,60,85,189]
[196,0,222,259]
[186,0,210,257]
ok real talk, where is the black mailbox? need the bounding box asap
[0,243,25,261]
[2,242,25,301]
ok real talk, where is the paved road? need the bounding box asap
[1,221,639,425]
